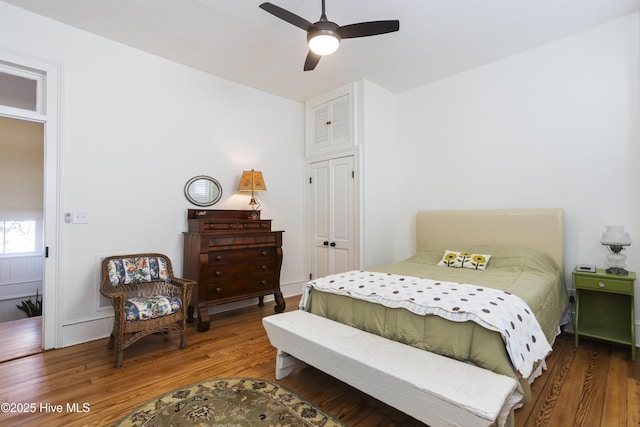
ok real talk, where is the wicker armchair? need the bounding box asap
[100,253,195,367]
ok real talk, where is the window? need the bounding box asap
[0,62,44,113]
[0,212,42,256]
[0,220,36,254]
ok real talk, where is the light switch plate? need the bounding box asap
[72,211,89,224]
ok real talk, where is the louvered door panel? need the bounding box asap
[306,87,353,156]
[311,103,330,152]
[329,95,350,146]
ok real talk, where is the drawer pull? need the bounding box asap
[598,282,606,288]
[261,250,268,256]
[215,271,222,277]
[261,265,268,270]
[261,280,268,285]
[215,255,222,261]
[215,287,222,294]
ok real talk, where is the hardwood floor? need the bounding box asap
[0,296,637,426]
[0,317,42,363]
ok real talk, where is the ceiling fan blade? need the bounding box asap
[337,20,400,39]
[304,51,322,71]
[259,2,312,31]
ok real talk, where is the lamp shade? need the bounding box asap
[600,225,632,246]
[238,169,266,192]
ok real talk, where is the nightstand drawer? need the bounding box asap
[575,276,633,294]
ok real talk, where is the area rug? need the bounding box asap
[113,377,346,426]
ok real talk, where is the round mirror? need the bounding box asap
[184,175,223,207]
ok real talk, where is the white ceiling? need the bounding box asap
[4,0,640,101]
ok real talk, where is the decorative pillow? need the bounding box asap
[437,250,492,271]
[108,257,170,285]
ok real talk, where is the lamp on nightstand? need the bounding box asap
[601,225,632,275]
[238,169,266,220]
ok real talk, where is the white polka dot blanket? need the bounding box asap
[301,270,551,378]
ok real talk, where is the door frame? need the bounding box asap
[305,148,361,280]
[0,46,62,350]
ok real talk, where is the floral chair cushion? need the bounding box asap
[124,295,183,322]
[107,257,170,286]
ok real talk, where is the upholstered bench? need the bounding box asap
[100,253,195,367]
[263,310,518,427]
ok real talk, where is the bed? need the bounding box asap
[266,208,569,426]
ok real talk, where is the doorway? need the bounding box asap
[0,116,44,361]
[0,49,61,353]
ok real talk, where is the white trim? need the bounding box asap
[60,280,306,347]
[304,146,362,280]
[0,61,46,115]
[61,316,113,348]
[62,311,115,327]
[0,280,42,288]
[0,105,45,122]
[0,288,42,302]
[304,82,363,279]
[304,82,356,158]
[0,45,63,350]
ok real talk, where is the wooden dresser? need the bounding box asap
[182,209,285,332]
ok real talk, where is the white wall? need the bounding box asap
[358,80,397,269]
[2,1,638,346]
[393,14,639,330]
[0,2,305,345]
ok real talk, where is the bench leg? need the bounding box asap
[275,349,306,380]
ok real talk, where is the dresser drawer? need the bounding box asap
[189,219,272,233]
[208,260,274,280]
[208,248,273,265]
[206,234,279,249]
[206,276,274,300]
[575,275,633,294]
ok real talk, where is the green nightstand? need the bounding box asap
[573,269,636,361]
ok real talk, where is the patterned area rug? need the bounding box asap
[113,377,345,426]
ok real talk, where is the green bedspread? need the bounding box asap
[303,245,569,403]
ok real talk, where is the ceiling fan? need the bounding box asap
[259,1,400,71]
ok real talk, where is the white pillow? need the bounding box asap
[437,250,492,271]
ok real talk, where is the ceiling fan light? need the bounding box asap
[308,33,340,55]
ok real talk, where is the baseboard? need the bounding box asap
[61,315,114,347]
[59,280,306,348]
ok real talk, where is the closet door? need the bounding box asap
[306,91,352,157]
[309,156,355,279]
